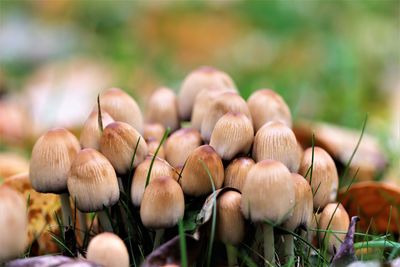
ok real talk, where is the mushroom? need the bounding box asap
[140,176,185,249]
[29,128,80,227]
[99,87,143,133]
[247,89,292,131]
[164,128,202,168]
[147,138,165,159]
[67,148,120,231]
[146,87,180,131]
[100,121,148,175]
[180,145,224,197]
[252,121,301,172]
[79,110,114,150]
[86,232,129,267]
[224,157,255,192]
[178,66,236,120]
[210,112,254,161]
[241,160,295,266]
[0,185,27,263]
[298,146,339,210]
[143,123,166,142]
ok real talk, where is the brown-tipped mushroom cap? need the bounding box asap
[217,191,245,245]
[210,112,254,160]
[201,92,251,142]
[100,121,148,174]
[178,66,236,120]
[147,138,165,159]
[180,145,224,196]
[241,160,295,223]
[140,176,185,229]
[99,88,144,133]
[164,128,202,168]
[224,157,255,192]
[80,110,114,150]
[86,232,129,267]
[0,186,27,263]
[29,128,80,193]
[299,147,339,210]
[283,173,313,231]
[247,89,292,131]
[67,148,120,212]
[252,121,300,172]
[131,156,175,206]
[318,203,350,254]
[146,87,180,131]
[143,123,166,142]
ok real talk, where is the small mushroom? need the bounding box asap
[143,123,166,142]
[79,110,114,150]
[147,138,165,159]
[224,157,255,192]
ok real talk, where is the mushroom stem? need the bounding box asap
[118,177,125,193]
[153,229,165,250]
[225,244,238,266]
[78,211,87,241]
[263,223,275,266]
[60,193,72,228]
[282,235,294,262]
[97,210,113,232]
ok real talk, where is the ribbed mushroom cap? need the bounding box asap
[217,191,245,245]
[201,92,251,142]
[29,128,80,193]
[0,185,27,263]
[318,203,350,254]
[131,156,175,206]
[100,121,148,174]
[164,128,202,168]
[67,148,120,212]
[180,145,224,196]
[146,87,180,131]
[178,66,236,120]
[99,87,143,133]
[140,176,185,229]
[147,138,165,159]
[241,160,295,223]
[283,173,313,231]
[252,121,300,172]
[210,112,254,160]
[143,123,165,142]
[247,89,292,131]
[86,232,129,267]
[224,157,255,192]
[80,110,114,150]
[299,147,339,210]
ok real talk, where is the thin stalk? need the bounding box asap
[263,223,275,266]
[282,234,294,262]
[77,211,87,242]
[60,193,72,227]
[226,243,238,266]
[153,229,165,250]
[97,210,113,232]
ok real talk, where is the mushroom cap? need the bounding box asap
[224,157,255,192]
[140,176,185,229]
[86,232,129,267]
[318,203,350,254]
[100,121,148,174]
[99,87,143,133]
[283,173,313,231]
[298,147,339,210]
[29,128,80,193]
[164,128,202,168]
[201,92,251,142]
[67,148,120,212]
[80,110,114,150]
[252,121,300,172]
[217,191,245,245]
[0,185,27,263]
[247,89,292,131]
[143,123,166,142]
[180,145,224,196]
[131,156,175,207]
[178,66,236,120]
[210,112,254,160]
[147,138,165,159]
[241,160,295,223]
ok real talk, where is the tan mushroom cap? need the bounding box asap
[87,232,129,267]
[143,123,166,142]
[80,110,114,150]
[29,128,80,193]
[180,145,224,197]
[147,138,165,159]
[224,157,255,192]
[241,160,295,223]
[140,176,185,229]
[0,185,27,263]
[100,121,148,174]
[299,147,339,210]
[67,148,120,212]
[210,112,254,161]
[252,121,300,172]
